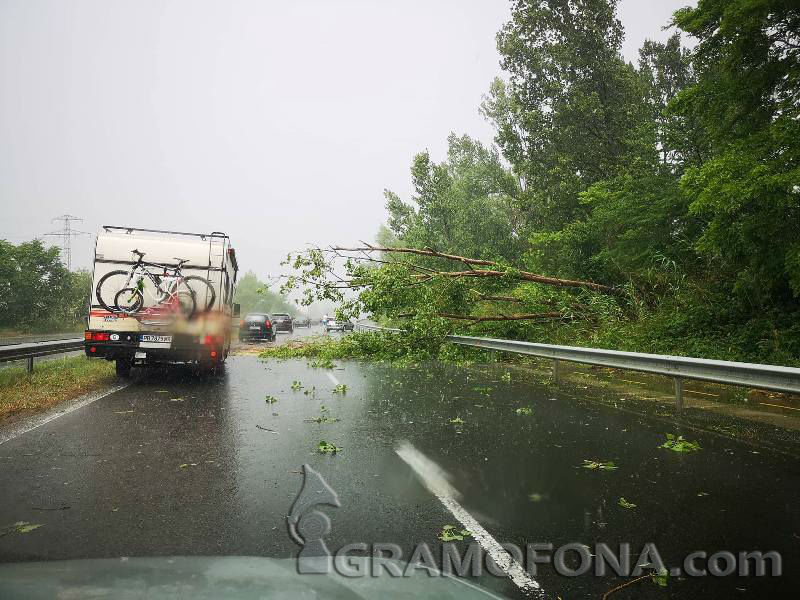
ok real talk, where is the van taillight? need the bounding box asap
[86,332,110,341]
[265,320,271,327]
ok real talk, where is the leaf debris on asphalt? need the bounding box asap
[0,521,44,537]
[581,459,618,471]
[318,440,342,454]
[437,525,471,542]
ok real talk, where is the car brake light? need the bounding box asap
[265,320,271,327]
[86,332,110,341]
[89,346,97,353]
[84,331,92,340]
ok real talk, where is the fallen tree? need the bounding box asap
[332,244,620,295]
[280,243,623,326]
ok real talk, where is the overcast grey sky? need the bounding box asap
[1,0,693,277]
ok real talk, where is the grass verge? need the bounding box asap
[0,356,115,423]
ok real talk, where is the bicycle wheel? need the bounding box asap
[96,270,133,313]
[114,287,144,314]
[181,276,216,311]
[175,290,196,318]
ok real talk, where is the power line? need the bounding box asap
[44,215,92,271]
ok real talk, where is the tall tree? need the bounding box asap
[673,0,800,304]
[638,33,700,168]
[0,240,73,330]
[234,271,297,317]
[384,134,522,262]
[482,0,646,229]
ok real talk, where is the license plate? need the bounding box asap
[250,326,261,330]
[135,351,146,359]
[140,335,172,343]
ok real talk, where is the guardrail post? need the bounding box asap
[553,359,561,383]
[27,356,34,374]
[674,377,684,414]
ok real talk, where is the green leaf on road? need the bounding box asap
[618,497,637,509]
[310,358,335,369]
[291,381,303,391]
[306,415,340,424]
[660,434,701,453]
[0,521,44,537]
[332,384,348,394]
[318,440,342,454]
[437,524,471,541]
[265,395,278,404]
[449,417,465,425]
[651,567,669,587]
[582,459,618,471]
[515,407,533,416]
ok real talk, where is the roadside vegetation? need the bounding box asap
[234,271,297,317]
[0,240,90,334]
[279,0,800,367]
[0,357,115,422]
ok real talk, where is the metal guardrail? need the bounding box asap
[0,333,84,347]
[0,338,84,373]
[355,321,800,412]
[354,322,404,334]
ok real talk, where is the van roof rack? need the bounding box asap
[102,225,229,240]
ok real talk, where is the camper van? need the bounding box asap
[84,226,239,377]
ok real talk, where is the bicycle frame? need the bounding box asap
[122,259,186,308]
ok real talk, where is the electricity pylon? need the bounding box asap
[44,215,92,270]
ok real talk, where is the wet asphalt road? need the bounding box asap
[1,325,798,599]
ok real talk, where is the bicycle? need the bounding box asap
[95,249,216,318]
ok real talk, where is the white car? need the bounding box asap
[325,318,354,332]
[324,318,344,332]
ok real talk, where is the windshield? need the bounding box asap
[1,2,798,599]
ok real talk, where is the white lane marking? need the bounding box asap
[326,372,340,386]
[0,383,131,445]
[395,441,544,598]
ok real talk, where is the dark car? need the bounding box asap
[272,313,294,333]
[294,316,311,328]
[238,313,275,342]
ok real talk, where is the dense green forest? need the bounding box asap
[286,0,800,365]
[0,240,90,333]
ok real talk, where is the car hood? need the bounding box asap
[0,556,508,599]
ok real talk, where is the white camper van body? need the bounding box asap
[84,226,238,376]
